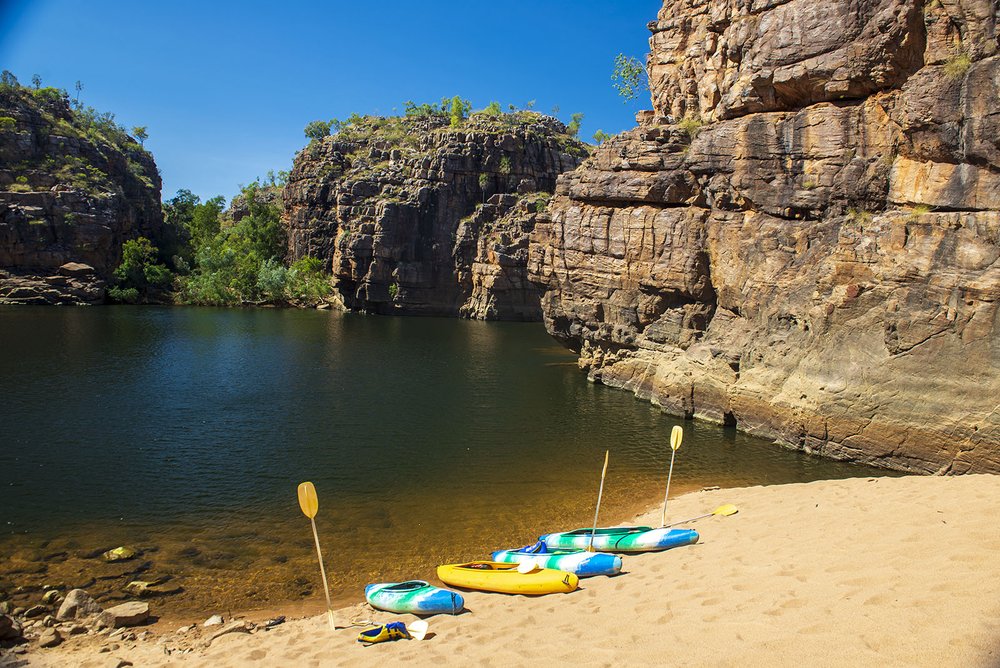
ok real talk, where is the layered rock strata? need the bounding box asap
[529,0,1000,473]
[0,86,163,304]
[284,113,585,318]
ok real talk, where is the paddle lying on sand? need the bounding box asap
[297,481,336,631]
[587,450,610,552]
[666,504,739,527]
[660,426,683,527]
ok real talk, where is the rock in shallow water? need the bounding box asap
[124,579,181,597]
[102,547,140,563]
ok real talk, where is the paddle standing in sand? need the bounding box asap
[297,481,336,631]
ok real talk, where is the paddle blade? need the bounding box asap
[297,481,319,519]
[670,425,683,451]
[714,503,739,517]
[408,620,429,641]
[517,559,540,574]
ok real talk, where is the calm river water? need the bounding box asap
[0,306,890,619]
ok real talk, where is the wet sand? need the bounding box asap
[14,473,1000,667]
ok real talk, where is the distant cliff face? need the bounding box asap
[0,84,163,304]
[284,113,585,319]
[530,0,1000,473]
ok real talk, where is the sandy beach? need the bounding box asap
[8,473,999,667]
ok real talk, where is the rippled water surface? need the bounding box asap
[0,306,891,619]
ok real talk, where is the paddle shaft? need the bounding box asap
[588,451,610,552]
[660,448,677,527]
[667,504,738,527]
[309,517,335,630]
[667,510,710,526]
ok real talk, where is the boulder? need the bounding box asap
[96,602,149,629]
[57,262,95,277]
[56,589,103,621]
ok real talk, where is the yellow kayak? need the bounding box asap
[436,561,579,595]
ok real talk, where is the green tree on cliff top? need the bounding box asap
[449,96,471,128]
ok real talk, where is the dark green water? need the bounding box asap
[0,306,890,618]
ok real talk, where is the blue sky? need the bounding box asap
[1,1,659,203]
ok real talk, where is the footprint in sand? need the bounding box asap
[863,593,891,606]
[248,649,267,660]
[781,598,806,609]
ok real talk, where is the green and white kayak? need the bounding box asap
[364,580,464,615]
[540,526,699,554]
[492,543,623,577]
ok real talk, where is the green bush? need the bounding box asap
[944,52,972,79]
[678,116,704,140]
[567,113,584,137]
[108,237,173,303]
[449,96,471,128]
[593,129,612,144]
[174,182,332,306]
[304,120,331,140]
[0,116,15,132]
[482,101,503,117]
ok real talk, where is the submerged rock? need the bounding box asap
[102,547,140,563]
[124,579,181,597]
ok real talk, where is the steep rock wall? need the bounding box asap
[285,114,584,318]
[529,0,1000,473]
[0,86,164,304]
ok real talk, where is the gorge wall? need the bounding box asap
[0,84,164,305]
[529,0,1000,473]
[285,113,585,319]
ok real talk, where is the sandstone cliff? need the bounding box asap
[529,0,1000,473]
[0,82,164,304]
[284,113,585,318]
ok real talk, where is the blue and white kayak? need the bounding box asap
[491,542,622,577]
[364,580,464,616]
[540,526,699,554]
